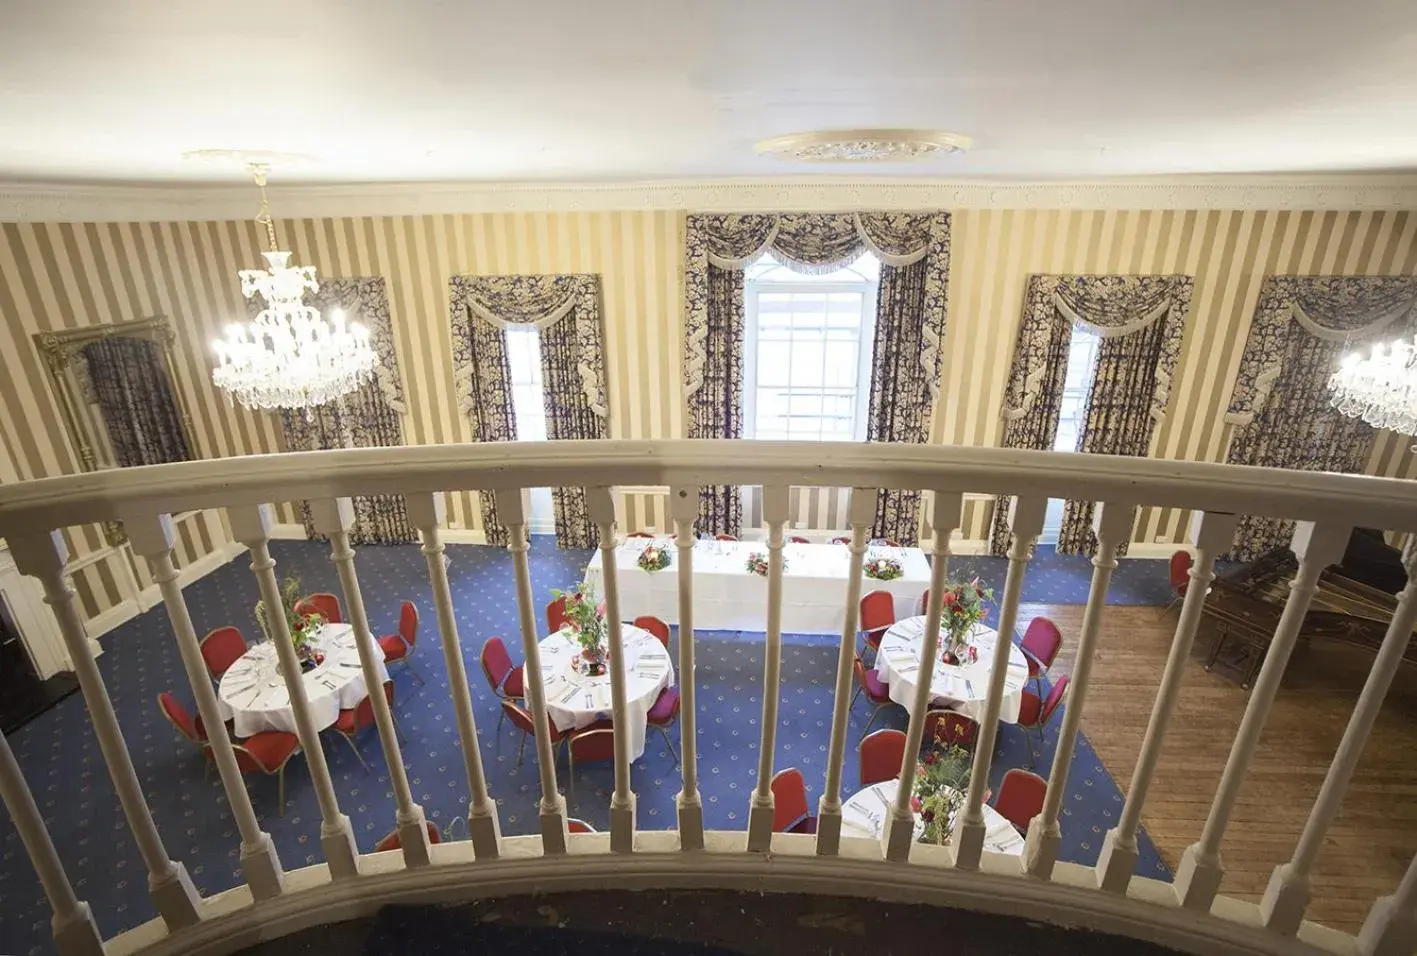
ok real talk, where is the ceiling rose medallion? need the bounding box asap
[754,129,972,163]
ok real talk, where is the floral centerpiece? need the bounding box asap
[254,576,326,673]
[637,541,671,572]
[744,551,786,577]
[549,582,609,676]
[937,577,993,665]
[863,553,903,580]
[911,740,973,845]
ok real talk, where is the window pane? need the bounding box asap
[790,340,825,385]
[757,341,791,386]
[823,341,858,386]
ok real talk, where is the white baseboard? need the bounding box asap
[85,540,247,641]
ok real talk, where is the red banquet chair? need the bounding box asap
[770,768,817,834]
[379,600,424,684]
[1019,616,1063,698]
[993,768,1048,833]
[859,729,907,788]
[374,821,442,853]
[1017,675,1069,768]
[852,659,894,738]
[1161,550,1194,618]
[627,531,654,539]
[331,680,400,772]
[859,590,896,659]
[715,533,739,542]
[230,731,303,816]
[922,709,980,751]
[566,726,616,801]
[480,636,525,730]
[568,818,597,833]
[546,594,579,634]
[633,615,671,649]
[199,626,247,680]
[647,687,682,765]
[788,536,810,544]
[830,536,852,545]
[294,592,343,625]
[502,699,572,766]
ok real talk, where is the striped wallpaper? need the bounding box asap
[2,208,1415,621]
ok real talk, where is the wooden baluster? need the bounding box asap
[1024,502,1133,878]
[8,530,203,929]
[0,726,105,955]
[1097,511,1239,893]
[815,487,877,856]
[746,485,789,851]
[670,485,704,850]
[495,488,568,853]
[884,491,962,862]
[309,498,432,867]
[123,512,285,900]
[1359,852,1417,956]
[1174,520,1349,911]
[954,496,1046,870]
[228,505,360,880]
[588,487,636,852]
[1262,538,1417,934]
[407,492,501,858]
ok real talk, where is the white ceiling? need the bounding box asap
[3,0,1417,185]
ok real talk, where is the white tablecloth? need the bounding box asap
[216,624,388,738]
[583,539,930,635]
[840,778,1025,855]
[874,616,1030,724]
[537,624,674,761]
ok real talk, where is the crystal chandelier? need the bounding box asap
[1328,334,1417,437]
[211,164,375,414]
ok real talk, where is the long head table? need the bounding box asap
[583,538,930,635]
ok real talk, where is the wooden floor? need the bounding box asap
[1025,602,1417,934]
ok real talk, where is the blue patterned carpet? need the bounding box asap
[0,538,1174,955]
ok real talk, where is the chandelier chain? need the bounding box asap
[248,163,279,253]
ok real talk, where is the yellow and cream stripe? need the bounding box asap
[3,207,1415,622]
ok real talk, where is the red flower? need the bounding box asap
[943,592,958,606]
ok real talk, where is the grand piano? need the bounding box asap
[1201,528,1416,689]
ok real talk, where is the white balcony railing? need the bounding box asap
[0,439,1415,956]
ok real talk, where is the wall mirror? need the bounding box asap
[33,316,197,546]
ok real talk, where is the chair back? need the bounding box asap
[715,533,739,541]
[568,728,617,764]
[295,592,343,625]
[158,692,205,745]
[1020,617,1064,670]
[994,768,1048,830]
[501,699,538,737]
[1040,675,1069,725]
[627,531,654,538]
[770,768,810,832]
[199,626,247,679]
[632,616,671,648]
[859,590,896,635]
[871,538,902,548]
[480,636,515,690]
[853,659,889,703]
[922,709,979,749]
[859,729,907,787]
[546,595,576,634]
[916,589,931,616]
[788,536,809,544]
[397,600,418,647]
[374,820,442,853]
[567,818,597,833]
[830,536,851,545]
[1169,550,1193,591]
[348,680,395,736]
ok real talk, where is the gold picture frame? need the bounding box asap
[33,316,197,546]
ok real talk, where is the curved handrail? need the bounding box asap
[1,438,1416,537]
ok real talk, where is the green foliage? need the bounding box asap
[254,576,324,648]
[912,740,974,844]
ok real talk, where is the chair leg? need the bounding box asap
[341,733,371,774]
[517,732,528,766]
[850,685,863,709]
[1023,726,1038,769]
[392,714,408,747]
[278,765,287,817]
[405,656,426,686]
[658,724,680,766]
[497,705,507,733]
[859,703,887,740]
[567,752,575,803]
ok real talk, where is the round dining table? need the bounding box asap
[840,778,1026,855]
[216,623,388,738]
[873,616,1031,724]
[537,623,675,761]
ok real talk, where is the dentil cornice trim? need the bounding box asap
[4,175,1417,222]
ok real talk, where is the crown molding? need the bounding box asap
[3,174,1417,222]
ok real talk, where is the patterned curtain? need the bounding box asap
[684,212,952,540]
[271,277,416,545]
[80,336,193,467]
[450,274,608,549]
[1225,275,1417,560]
[991,274,1193,556]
